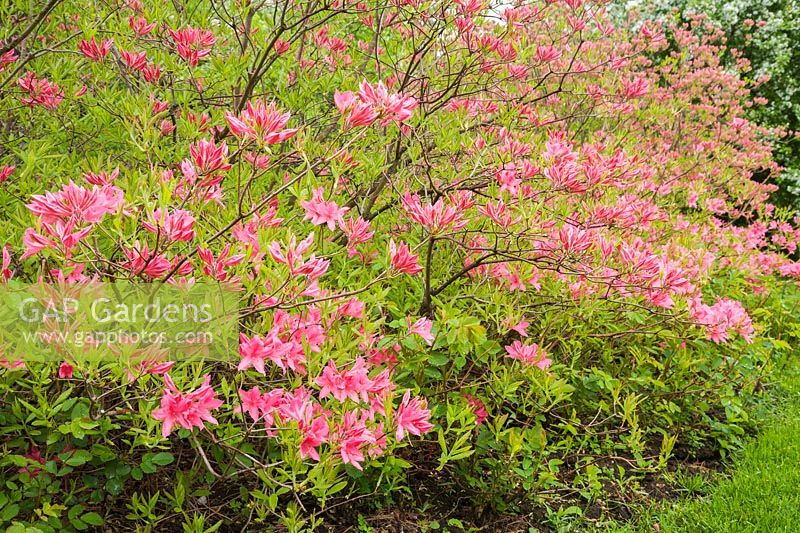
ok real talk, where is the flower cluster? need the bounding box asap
[334,80,417,128]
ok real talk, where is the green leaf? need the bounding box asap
[428,353,449,366]
[2,503,20,522]
[105,478,123,496]
[81,512,103,526]
[64,450,92,466]
[149,452,174,466]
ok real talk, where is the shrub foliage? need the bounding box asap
[1,0,800,530]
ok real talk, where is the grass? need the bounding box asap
[649,362,800,533]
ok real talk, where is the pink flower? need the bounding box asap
[189,138,231,175]
[58,362,74,379]
[300,414,330,461]
[2,245,12,282]
[301,187,348,230]
[21,227,55,260]
[408,317,435,345]
[27,181,123,225]
[477,199,520,228]
[558,224,593,254]
[504,340,552,370]
[122,241,178,278]
[273,39,291,55]
[160,119,176,136]
[535,44,561,62]
[169,25,217,66]
[621,76,650,99]
[136,360,175,376]
[83,168,118,186]
[142,63,161,83]
[78,37,113,61]
[0,50,18,73]
[236,386,266,421]
[316,357,373,403]
[0,164,15,183]
[120,49,147,71]
[340,217,374,256]
[337,297,366,319]
[129,15,155,36]
[151,374,223,438]
[357,80,417,126]
[225,100,298,145]
[466,395,488,425]
[238,332,292,374]
[334,410,374,470]
[18,72,63,109]
[334,80,417,128]
[268,232,331,280]
[235,387,284,428]
[20,221,91,260]
[401,192,469,234]
[142,208,196,242]
[389,239,423,275]
[689,297,754,343]
[198,243,245,281]
[394,390,433,442]
[505,319,529,337]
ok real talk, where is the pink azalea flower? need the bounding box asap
[340,217,374,256]
[235,387,284,429]
[408,317,435,345]
[189,138,231,175]
[197,243,245,281]
[27,181,123,225]
[299,414,330,461]
[389,239,423,275]
[17,72,64,109]
[236,386,265,421]
[334,410,374,470]
[122,241,182,278]
[151,374,223,438]
[300,187,348,230]
[169,25,217,66]
[2,245,12,282]
[316,357,373,403]
[238,332,292,374]
[0,164,15,183]
[504,340,552,370]
[0,49,18,73]
[142,208,196,242]
[334,80,416,129]
[78,37,113,61]
[466,395,488,426]
[120,49,147,71]
[558,224,593,254]
[20,220,91,260]
[83,167,118,186]
[21,228,55,260]
[689,297,754,343]
[503,318,529,337]
[129,15,156,36]
[224,100,298,145]
[394,390,433,442]
[58,362,74,379]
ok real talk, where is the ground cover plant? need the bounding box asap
[2,0,800,530]
[654,358,800,532]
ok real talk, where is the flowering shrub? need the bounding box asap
[1,0,800,530]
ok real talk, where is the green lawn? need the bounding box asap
[652,365,800,532]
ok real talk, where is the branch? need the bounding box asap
[0,0,63,57]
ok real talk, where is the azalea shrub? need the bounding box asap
[1,0,800,530]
